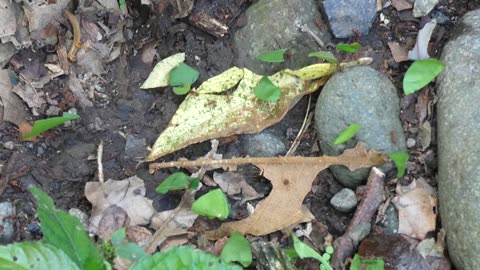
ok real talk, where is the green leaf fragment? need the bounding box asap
[172,84,192,95]
[253,76,281,102]
[350,254,385,270]
[0,242,81,270]
[389,152,409,177]
[192,189,230,220]
[308,51,338,63]
[111,228,126,246]
[403,58,445,95]
[155,172,199,194]
[141,53,186,89]
[334,124,361,145]
[28,186,105,270]
[22,112,80,139]
[116,243,147,262]
[336,43,362,53]
[169,63,199,87]
[131,246,242,270]
[220,231,252,267]
[326,246,334,255]
[256,49,288,63]
[292,234,332,270]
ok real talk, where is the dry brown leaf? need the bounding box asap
[150,144,386,239]
[68,73,94,108]
[388,42,409,63]
[127,226,153,247]
[392,0,413,11]
[85,176,156,235]
[393,178,437,240]
[213,171,263,203]
[0,69,28,126]
[145,190,198,253]
[11,82,45,116]
[160,235,190,251]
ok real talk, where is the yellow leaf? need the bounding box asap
[141,53,185,89]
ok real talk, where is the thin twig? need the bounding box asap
[286,95,313,156]
[97,140,104,184]
[299,24,325,48]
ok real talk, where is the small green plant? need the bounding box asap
[389,152,409,177]
[403,58,445,95]
[334,124,361,145]
[155,172,199,194]
[192,189,230,220]
[22,112,80,139]
[291,233,333,270]
[256,49,288,63]
[110,228,147,263]
[350,254,384,270]
[169,63,199,95]
[308,51,338,63]
[253,76,282,102]
[336,43,361,53]
[220,231,253,267]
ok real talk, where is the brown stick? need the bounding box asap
[63,10,82,62]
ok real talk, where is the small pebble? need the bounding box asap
[407,138,416,148]
[3,141,15,150]
[330,188,357,212]
[0,201,16,244]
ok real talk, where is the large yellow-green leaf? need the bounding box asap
[141,53,185,89]
[145,59,370,161]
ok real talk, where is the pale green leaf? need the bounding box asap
[334,124,361,145]
[308,51,338,63]
[130,246,242,270]
[29,186,104,270]
[336,43,361,53]
[256,49,288,63]
[192,189,229,220]
[292,234,332,270]
[169,63,199,87]
[389,152,409,177]
[155,172,199,194]
[22,113,80,139]
[0,242,80,270]
[196,67,244,94]
[253,76,281,102]
[111,228,126,246]
[141,53,185,89]
[403,58,445,95]
[116,243,146,262]
[220,231,252,267]
[172,84,191,95]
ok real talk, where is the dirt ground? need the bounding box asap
[1,0,479,267]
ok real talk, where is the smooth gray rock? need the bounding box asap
[322,0,377,38]
[413,0,439,17]
[125,134,147,159]
[240,131,286,157]
[315,66,406,187]
[234,0,331,74]
[0,202,16,244]
[330,188,357,212]
[437,9,480,270]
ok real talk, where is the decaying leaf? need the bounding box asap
[85,176,156,235]
[11,82,46,116]
[0,69,28,126]
[408,19,437,60]
[149,144,386,238]
[141,53,185,89]
[144,190,198,253]
[388,42,409,63]
[393,178,437,240]
[213,171,263,203]
[145,58,372,161]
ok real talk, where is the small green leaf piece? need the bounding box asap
[292,234,332,270]
[220,231,252,267]
[403,58,445,95]
[169,63,199,87]
[350,254,385,270]
[172,84,192,95]
[29,186,104,270]
[253,76,281,102]
[192,189,230,220]
[336,43,362,53]
[116,243,147,262]
[131,246,242,270]
[22,112,80,139]
[308,51,338,63]
[141,53,185,89]
[326,246,334,255]
[389,152,409,177]
[334,124,361,145]
[155,172,199,194]
[111,228,126,246]
[0,242,81,270]
[256,49,288,63]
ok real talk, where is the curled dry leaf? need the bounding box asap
[213,171,263,203]
[149,144,387,238]
[0,69,28,126]
[393,178,437,240]
[145,58,373,161]
[144,190,198,253]
[85,176,156,235]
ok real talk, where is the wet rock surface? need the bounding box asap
[330,188,357,212]
[314,66,406,187]
[0,202,16,244]
[322,0,377,38]
[437,9,480,270]
[239,130,286,157]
